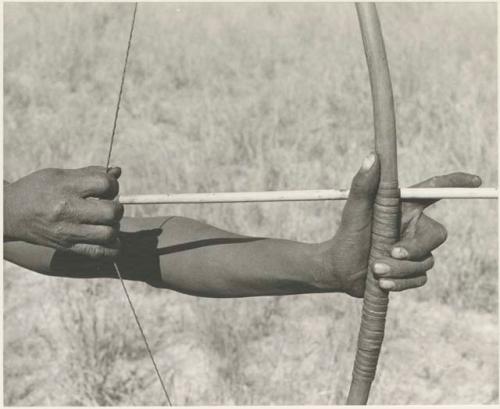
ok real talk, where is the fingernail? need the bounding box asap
[392,247,408,259]
[473,176,482,187]
[379,280,395,290]
[373,262,391,275]
[361,153,376,171]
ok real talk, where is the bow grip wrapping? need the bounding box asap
[346,4,401,404]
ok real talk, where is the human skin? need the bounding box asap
[3,154,481,298]
[4,166,124,258]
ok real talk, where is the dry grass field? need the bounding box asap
[3,2,498,405]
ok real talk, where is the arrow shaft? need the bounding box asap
[117,188,497,204]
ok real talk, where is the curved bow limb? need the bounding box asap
[346,3,400,404]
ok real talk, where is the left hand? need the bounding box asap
[324,153,481,298]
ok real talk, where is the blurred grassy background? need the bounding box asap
[3,2,498,405]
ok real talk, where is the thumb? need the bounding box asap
[339,153,380,233]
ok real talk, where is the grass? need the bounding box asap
[3,3,498,405]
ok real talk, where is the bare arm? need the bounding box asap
[3,155,480,298]
[4,215,331,297]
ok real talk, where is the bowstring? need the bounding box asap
[105,3,173,406]
[105,3,137,170]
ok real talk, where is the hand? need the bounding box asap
[322,153,481,298]
[4,166,124,259]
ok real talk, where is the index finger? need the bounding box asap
[404,172,482,212]
[74,167,120,199]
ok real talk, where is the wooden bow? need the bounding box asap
[346,3,400,404]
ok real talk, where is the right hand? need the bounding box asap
[4,166,124,259]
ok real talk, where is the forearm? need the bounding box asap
[4,216,340,297]
[151,216,336,297]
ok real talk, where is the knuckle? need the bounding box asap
[101,226,117,243]
[102,202,123,222]
[437,224,448,242]
[428,176,439,187]
[112,201,124,220]
[51,198,71,221]
[53,223,71,248]
[96,173,112,193]
[427,255,435,269]
[102,204,116,222]
[100,173,119,197]
[109,180,119,197]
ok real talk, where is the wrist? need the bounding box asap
[310,240,344,293]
